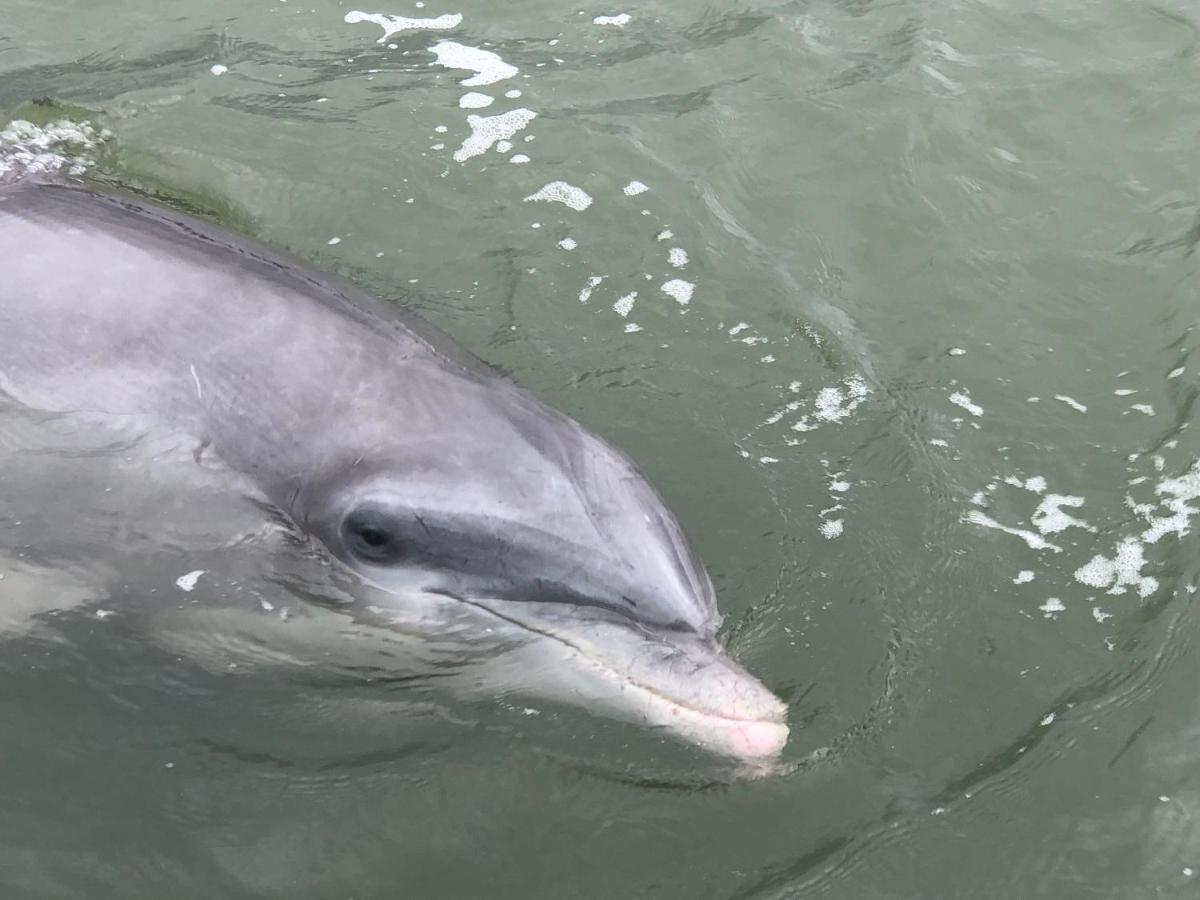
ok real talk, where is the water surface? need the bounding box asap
[2,0,1199,897]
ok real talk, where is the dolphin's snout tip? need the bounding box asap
[723,718,790,759]
[698,681,790,760]
[651,662,790,760]
[527,615,791,761]
[696,649,790,759]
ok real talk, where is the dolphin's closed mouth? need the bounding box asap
[618,677,791,760]
[456,594,790,759]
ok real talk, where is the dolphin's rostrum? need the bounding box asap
[0,181,788,759]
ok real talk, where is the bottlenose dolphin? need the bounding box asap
[0,180,788,759]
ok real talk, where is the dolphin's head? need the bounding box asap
[293,366,789,759]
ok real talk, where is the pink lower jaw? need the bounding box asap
[715,718,790,759]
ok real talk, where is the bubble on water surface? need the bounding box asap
[343,10,462,42]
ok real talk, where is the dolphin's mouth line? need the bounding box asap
[437,591,783,728]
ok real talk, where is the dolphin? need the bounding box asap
[0,180,789,759]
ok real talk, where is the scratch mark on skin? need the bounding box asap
[189,364,203,401]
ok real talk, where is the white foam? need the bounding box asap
[0,118,105,181]
[624,323,642,333]
[612,292,636,317]
[1040,712,1056,726]
[578,275,604,303]
[557,237,577,250]
[593,13,632,26]
[1092,607,1112,623]
[964,510,1062,551]
[668,247,688,268]
[175,570,205,592]
[656,228,673,241]
[1114,388,1137,396]
[1074,537,1157,598]
[458,91,493,108]
[1130,403,1155,416]
[1031,494,1093,535]
[929,438,949,447]
[948,347,966,356]
[454,108,536,162]
[1168,366,1185,379]
[949,391,983,417]
[661,279,694,305]
[764,405,793,426]
[819,518,844,539]
[431,40,517,86]
[495,140,512,153]
[344,10,462,42]
[998,475,1046,496]
[1140,459,1200,544]
[524,180,593,211]
[813,375,869,424]
[1013,570,1035,584]
[210,64,228,75]
[505,88,522,98]
[1040,598,1065,616]
[1055,394,1088,413]
[623,180,648,196]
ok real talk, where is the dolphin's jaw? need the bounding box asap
[567,637,790,760]
[617,675,790,759]
[308,546,791,759]
[451,595,790,760]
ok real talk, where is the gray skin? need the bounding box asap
[0,181,787,759]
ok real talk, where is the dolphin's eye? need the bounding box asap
[342,507,406,564]
[359,526,389,548]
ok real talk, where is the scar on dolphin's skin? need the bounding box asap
[192,438,211,465]
[0,180,789,759]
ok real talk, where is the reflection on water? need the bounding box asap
[2,0,1200,896]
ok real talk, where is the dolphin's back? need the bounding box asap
[0,182,487,498]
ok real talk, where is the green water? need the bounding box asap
[2,0,1200,897]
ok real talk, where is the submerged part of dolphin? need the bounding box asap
[0,181,788,759]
